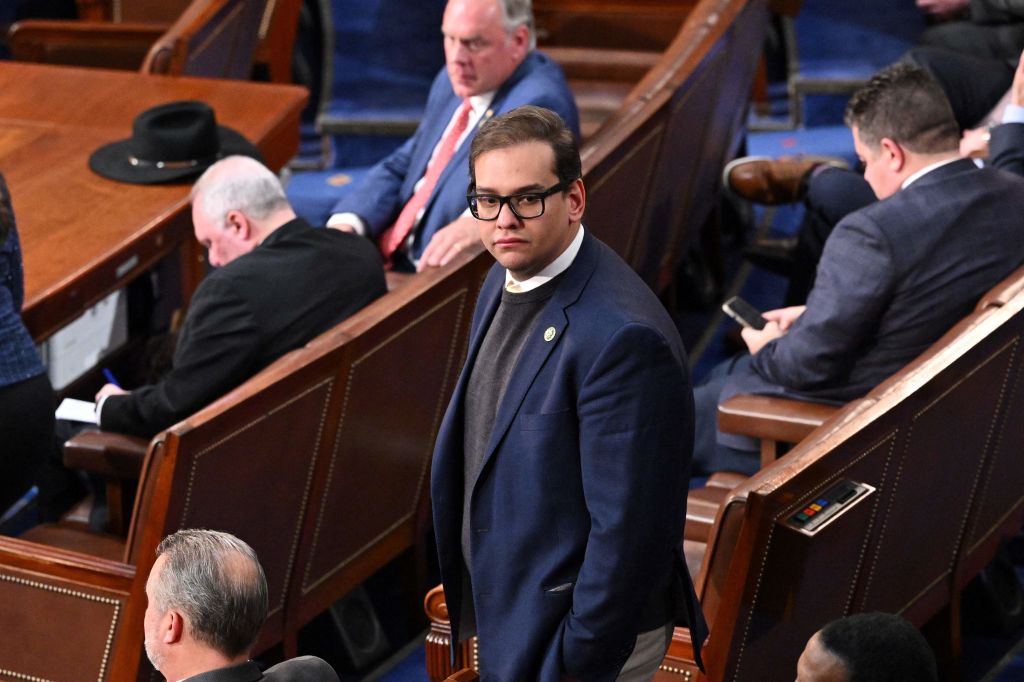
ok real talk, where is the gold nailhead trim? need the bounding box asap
[0,573,121,682]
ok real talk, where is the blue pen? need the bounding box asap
[102,368,122,389]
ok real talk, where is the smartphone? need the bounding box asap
[722,296,767,330]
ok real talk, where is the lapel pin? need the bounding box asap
[544,327,556,342]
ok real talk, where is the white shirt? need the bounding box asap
[504,225,585,293]
[1003,103,1024,124]
[902,157,963,190]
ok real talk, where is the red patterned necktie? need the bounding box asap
[379,99,473,266]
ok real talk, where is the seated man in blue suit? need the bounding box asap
[693,63,1024,476]
[728,48,1024,305]
[431,106,706,681]
[326,0,579,272]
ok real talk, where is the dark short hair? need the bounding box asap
[469,105,580,188]
[844,62,959,154]
[153,529,269,659]
[819,612,938,682]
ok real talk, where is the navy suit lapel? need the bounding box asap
[476,234,599,480]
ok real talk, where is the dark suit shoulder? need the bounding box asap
[263,656,339,682]
[567,235,683,353]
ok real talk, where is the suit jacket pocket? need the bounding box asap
[520,408,573,432]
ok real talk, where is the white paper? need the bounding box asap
[56,398,99,424]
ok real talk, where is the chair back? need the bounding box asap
[141,0,266,78]
[0,536,136,681]
[580,0,768,291]
[121,337,340,656]
[284,246,492,633]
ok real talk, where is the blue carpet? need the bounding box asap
[287,166,373,227]
[376,642,428,682]
[746,125,858,168]
[793,2,924,82]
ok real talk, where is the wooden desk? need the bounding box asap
[0,61,307,341]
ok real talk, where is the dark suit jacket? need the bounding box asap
[185,656,339,681]
[990,121,1024,177]
[330,51,579,263]
[432,233,707,681]
[100,218,386,438]
[723,159,1024,408]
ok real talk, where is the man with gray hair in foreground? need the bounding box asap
[94,155,387,438]
[144,529,339,681]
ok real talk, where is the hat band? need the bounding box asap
[128,153,219,170]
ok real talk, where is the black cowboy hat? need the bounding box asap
[88,100,262,184]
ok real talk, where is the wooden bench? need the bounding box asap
[0,245,493,680]
[536,0,697,140]
[578,0,769,294]
[8,0,299,81]
[423,267,1024,682]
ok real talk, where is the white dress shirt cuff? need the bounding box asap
[1002,103,1024,125]
[326,212,367,236]
[96,395,110,427]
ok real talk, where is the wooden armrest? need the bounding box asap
[63,430,149,480]
[386,270,416,292]
[425,583,450,624]
[685,485,733,543]
[8,20,165,69]
[717,394,839,444]
[718,394,840,468]
[661,627,700,679]
[704,471,749,490]
[445,671,479,682]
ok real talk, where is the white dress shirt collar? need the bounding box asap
[504,225,585,293]
[901,156,962,190]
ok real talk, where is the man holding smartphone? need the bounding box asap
[692,62,1024,476]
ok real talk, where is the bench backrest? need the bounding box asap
[284,247,492,633]
[0,537,136,681]
[580,0,768,291]
[141,0,265,77]
[535,0,696,51]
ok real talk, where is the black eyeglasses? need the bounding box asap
[467,179,574,220]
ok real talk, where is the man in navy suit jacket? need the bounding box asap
[693,63,1024,476]
[431,106,706,681]
[327,0,579,272]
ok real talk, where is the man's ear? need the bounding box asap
[163,610,185,645]
[508,24,529,61]
[879,137,905,173]
[224,209,252,241]
[566,178,586,222]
